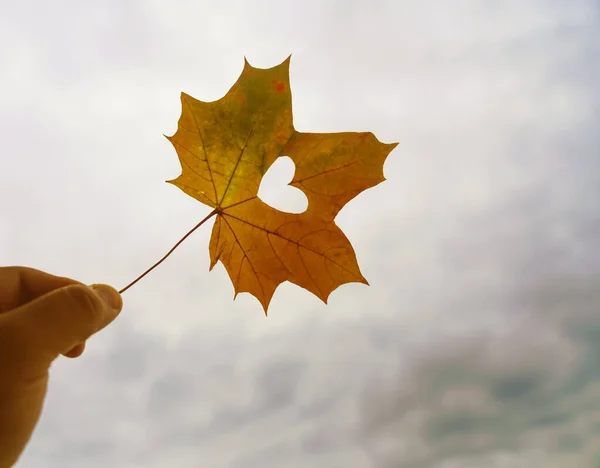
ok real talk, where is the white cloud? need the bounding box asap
[1,0,598,467]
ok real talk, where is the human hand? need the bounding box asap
[0,266,123,468]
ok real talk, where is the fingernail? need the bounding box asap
[91,284,123,310]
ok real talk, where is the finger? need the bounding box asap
[63,342,86,358]
[0,283,122,373]
[0,266,80,313]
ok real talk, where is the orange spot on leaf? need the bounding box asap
[272,80,286,93]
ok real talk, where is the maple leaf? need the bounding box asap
[162,57,396,313]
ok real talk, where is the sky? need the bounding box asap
[1,0,599,467]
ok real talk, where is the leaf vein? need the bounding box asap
[183,96,218,204]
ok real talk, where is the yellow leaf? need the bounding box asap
[167,57,397,313]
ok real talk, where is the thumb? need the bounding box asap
[0,283,122,373]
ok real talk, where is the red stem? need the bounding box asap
[118,209,218,294]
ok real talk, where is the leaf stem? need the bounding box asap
[119,209,218,294]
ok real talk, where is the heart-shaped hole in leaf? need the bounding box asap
[258,156,308,213]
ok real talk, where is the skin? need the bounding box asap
[0,266,123,468]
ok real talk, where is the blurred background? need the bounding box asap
[1,1,599,467]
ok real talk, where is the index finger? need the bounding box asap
[0,266,81,313]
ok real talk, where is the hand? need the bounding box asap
[0,266,123,468]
